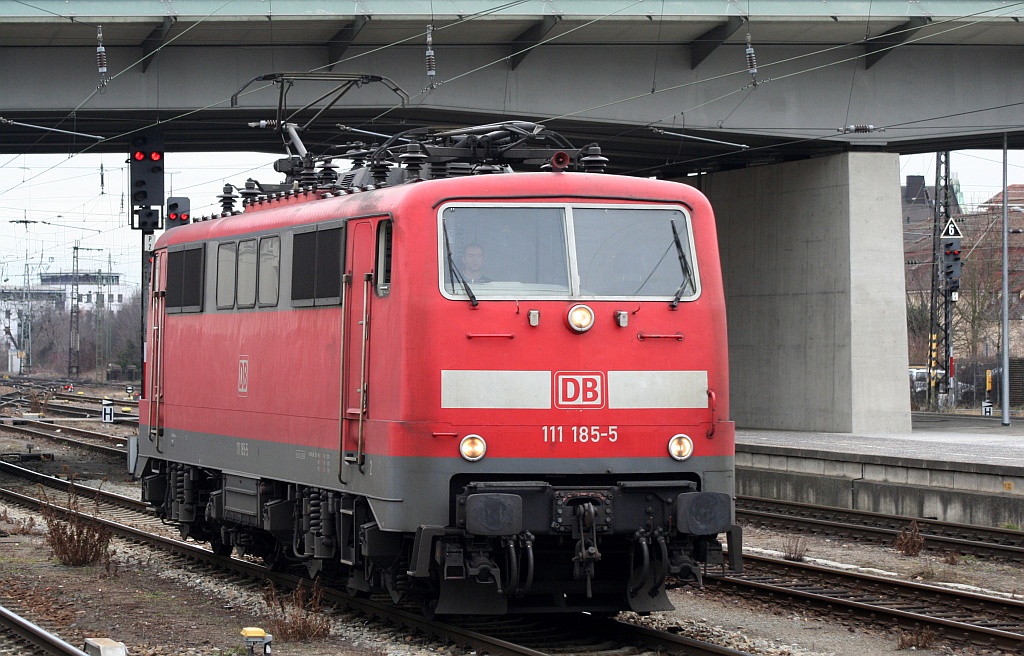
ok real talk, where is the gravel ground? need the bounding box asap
[1,398,1022,656]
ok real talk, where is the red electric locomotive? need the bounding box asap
[132,120,742,616]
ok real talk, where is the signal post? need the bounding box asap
[128,132,164,398]
[128,133,192,396]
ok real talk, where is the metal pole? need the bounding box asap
[1002,133,1010,426]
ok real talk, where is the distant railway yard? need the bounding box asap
[1,376,1022,656]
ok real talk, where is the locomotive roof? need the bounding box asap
[152,171,709,250]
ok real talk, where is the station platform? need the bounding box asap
[734,413,1024,528]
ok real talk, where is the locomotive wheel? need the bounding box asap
[209,535,232,557]
[262,544,288,571]
[421,598,440,620]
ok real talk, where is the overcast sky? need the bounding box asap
[2,148,1022,291]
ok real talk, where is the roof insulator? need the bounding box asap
[400,144,429,178]
[581,145,609,173]
[473,163,502,175]
[447,162,473,177]
[218,184,239,214]
[370,160,391,185]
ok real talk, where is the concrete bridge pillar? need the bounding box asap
[704,152,911,433]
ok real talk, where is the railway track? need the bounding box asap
[2,420,127,458]
[737,495,1024,561]
[714,553,1024,651]
[0,382,138,425]
[0,603,89,656]
[0,463,751,656]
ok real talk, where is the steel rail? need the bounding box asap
[737,495,1024,560]
[0,603,90,656]
[717,553,1024,651]
[1,422,127,458]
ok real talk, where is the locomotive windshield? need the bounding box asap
[439,204,699,301]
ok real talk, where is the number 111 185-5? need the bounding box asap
[543,426,618,443]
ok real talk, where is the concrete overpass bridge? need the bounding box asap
[2,1,1023,433]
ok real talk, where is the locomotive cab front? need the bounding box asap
[386,179,741,614]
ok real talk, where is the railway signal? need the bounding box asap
[166,196,191,229]
[134,206,162,232]
[129,133,165,208]
[942,238,962,291]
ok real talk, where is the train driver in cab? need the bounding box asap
[462,243,492,283]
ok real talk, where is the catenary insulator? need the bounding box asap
[426,25,436,78]
[745,33,757,81]
[846,124,875,133]
[96,26,108,77]
[96,47,108,75]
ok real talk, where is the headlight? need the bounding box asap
[566,304,595,332]
[460,434,487,461]
[668,434,694,461]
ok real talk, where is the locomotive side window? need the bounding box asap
[375,220,392,297]
[315,227,343,303]
[292,229,317,304]
[236,239,258,308]
[166,250,183,309]
[439,204,698,301]
[166,244,205,313]
[216,242,236,309]
[258,236,280,307]
[291,223,345,307]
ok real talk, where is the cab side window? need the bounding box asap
[166,244,205,313]
[216,242,236,309]
[291,223,344,306]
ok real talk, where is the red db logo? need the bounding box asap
[238,356,249,397]
[554,372,605,409]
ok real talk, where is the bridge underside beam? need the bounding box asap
[508,16,562,71]
[690,16,745,70]
[141,17,176,73]
[327,16,369,72]
[865,17,930,69]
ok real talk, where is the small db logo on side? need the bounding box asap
[238,356,249,397]
[554,372,605,409]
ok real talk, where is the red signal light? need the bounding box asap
[133,150,146,161]
[150,151,162,161]
[180,212,189,220]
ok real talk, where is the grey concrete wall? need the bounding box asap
[704,153,911,433]
[736,445,1024,528]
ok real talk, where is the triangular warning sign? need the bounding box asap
[941,219,963,239]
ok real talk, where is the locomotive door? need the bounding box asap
[340,219,375,475]
[146,251,167,448]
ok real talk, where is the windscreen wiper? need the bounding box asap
[442,221,478,307]
[670,219,695,309]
